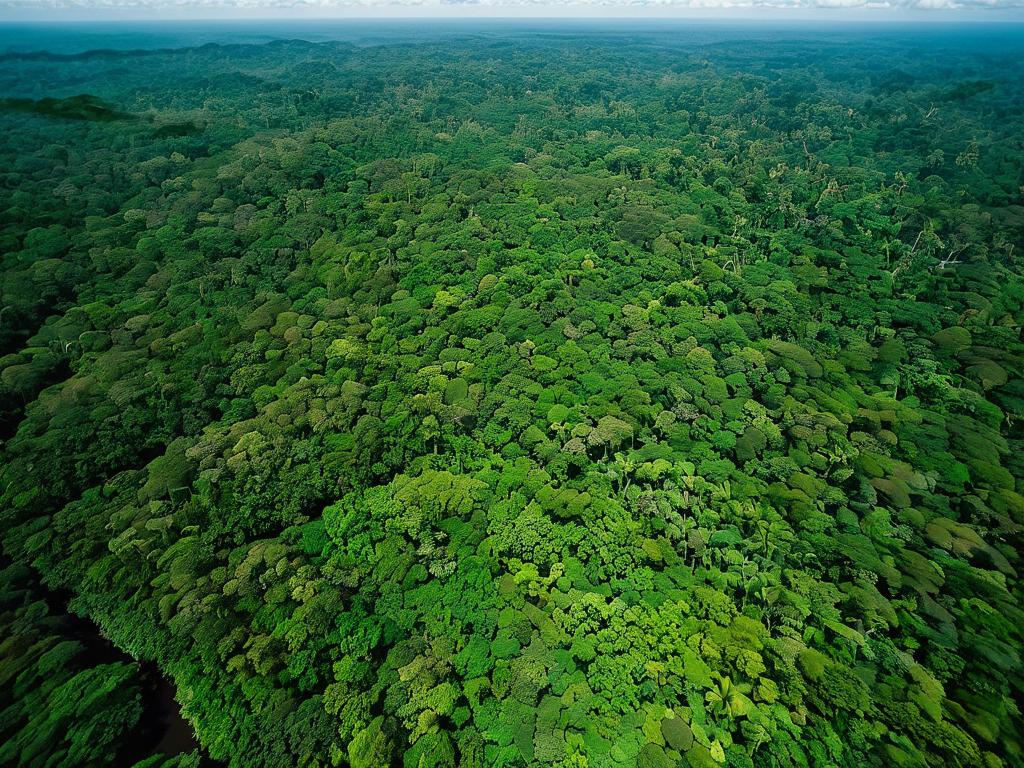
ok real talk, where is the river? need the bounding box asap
[22,576,215,767]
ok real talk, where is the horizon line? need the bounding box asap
[4,9,1024,22]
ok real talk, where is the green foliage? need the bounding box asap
[1,22,1022,768]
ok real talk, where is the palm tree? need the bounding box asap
[755,519,773,559]
[612,452,637,496]
[419,415,441,454]
[744,719,771,756]
[679,515,697,568]
[738,556,757,610]
[756,584,782,631]
[705,675,753,720]
[710,479,733,503]
[678,466,699,509]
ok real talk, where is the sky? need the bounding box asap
[2,0,1023,21]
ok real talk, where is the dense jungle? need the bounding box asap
[0,20,1022,768]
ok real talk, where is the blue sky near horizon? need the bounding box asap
[2,0,1024,32]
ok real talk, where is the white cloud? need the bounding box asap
[2,0,1023,13]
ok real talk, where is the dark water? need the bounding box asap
[115,662,204,766]
[144,664,204,761]
[39,588,205,765]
